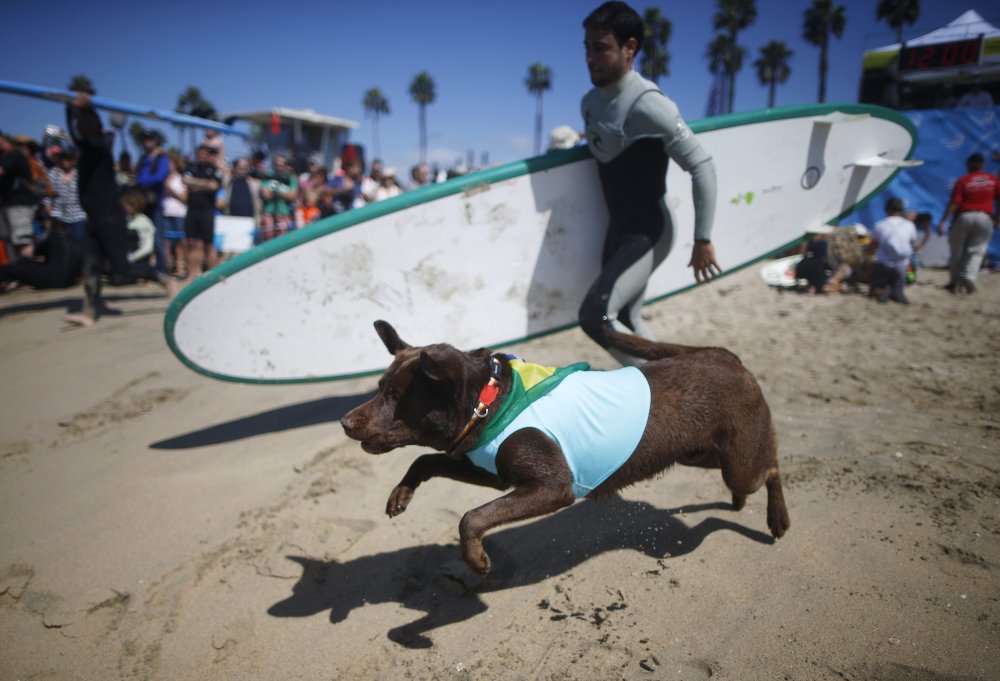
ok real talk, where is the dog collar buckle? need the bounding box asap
[475,377,501,415]
[450,355,504,452]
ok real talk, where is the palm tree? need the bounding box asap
[803,0,847,104]
[525,63,552,155]
[363,87,390,160]
[176,85,216,119]
[876,0,920,44]
[67,74,96,95]
[754,41,793,108]
[706,33,744,113]
[712,0,757,112]
[639,7,672,85]
[176,85,217,152]
[409,72,436,164]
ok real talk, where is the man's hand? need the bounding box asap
[71,91,92,108]
[688,241,722,284]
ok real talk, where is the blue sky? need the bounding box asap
[2,0,996,174]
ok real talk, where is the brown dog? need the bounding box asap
[341,321,789,575]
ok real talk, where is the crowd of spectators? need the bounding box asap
[1,121,476,288]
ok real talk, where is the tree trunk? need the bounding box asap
[818,35,829,103]
[727,67,736,114]
[534,94,543,156]
[419,106,427,164]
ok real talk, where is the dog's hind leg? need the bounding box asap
[764,467,790,538]
[719,457,790,538]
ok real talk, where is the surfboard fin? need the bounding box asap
[812,112,872,125]
[853,156,924,168]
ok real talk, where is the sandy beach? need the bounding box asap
[1,262,998,680]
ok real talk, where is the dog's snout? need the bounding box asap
[341,409,362,436]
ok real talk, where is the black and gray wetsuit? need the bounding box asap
[580,70,717,363]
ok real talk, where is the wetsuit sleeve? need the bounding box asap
[628,92,717,242]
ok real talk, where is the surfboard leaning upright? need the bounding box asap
[165,103,918,384]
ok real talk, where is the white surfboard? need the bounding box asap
[165,103,918,383]
[0,79,247,136]
[760,255,805,289]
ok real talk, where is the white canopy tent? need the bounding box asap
[863,10,1000,84]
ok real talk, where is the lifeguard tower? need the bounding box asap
[224,107,359,172]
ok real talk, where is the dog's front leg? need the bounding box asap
[387,454,509,517]
[459,430,575,575]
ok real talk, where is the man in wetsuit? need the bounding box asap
[64,92,171,327]
[579,1,720,364]
[0,226,82,290]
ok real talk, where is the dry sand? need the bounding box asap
[1,264,997,681]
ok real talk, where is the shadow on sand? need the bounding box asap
[0,292,166,319]
[267,497,773,648]
[150,392,375,450]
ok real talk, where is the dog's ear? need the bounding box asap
[418,346,459,385]
[374,320,409,355]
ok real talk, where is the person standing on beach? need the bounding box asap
[181,145,223,282]
[937,153,999,294]
[134,129,170,276]
[578,1,719,365]
[64,92,172,327]
[0,131,39,260]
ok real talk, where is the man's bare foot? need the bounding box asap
[63,313,96,328]
[158,274,179,300]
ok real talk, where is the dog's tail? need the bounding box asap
[605,328,740,363]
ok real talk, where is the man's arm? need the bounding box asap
[65,92,104,149]
[937,200,958,235]
[182,175,221,192]
[630,92,721,282]
[136,153,169,187]
[280,176,298,201]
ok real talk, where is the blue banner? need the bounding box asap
[839,106,1000,265]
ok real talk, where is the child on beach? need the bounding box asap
[122,191,176,290]
[869,197,920,305]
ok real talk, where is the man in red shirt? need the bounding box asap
[938,153,999,293]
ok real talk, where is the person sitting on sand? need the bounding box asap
[823,224,873,293]
[795,226,833,294]
[122,190,167,284]
[0,224,82,291]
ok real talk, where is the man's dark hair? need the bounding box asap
[583,1,644,53]
[885,197,905,214]
[967,152,984,166]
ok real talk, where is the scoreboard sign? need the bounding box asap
[898,37,983,72]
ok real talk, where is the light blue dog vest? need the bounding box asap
[466,361,651,498]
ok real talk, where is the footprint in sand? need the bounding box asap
[57,373,190,438]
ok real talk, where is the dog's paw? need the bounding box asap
[768,504,790,539]
[462,543,492,576]
[386,485,414,517]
